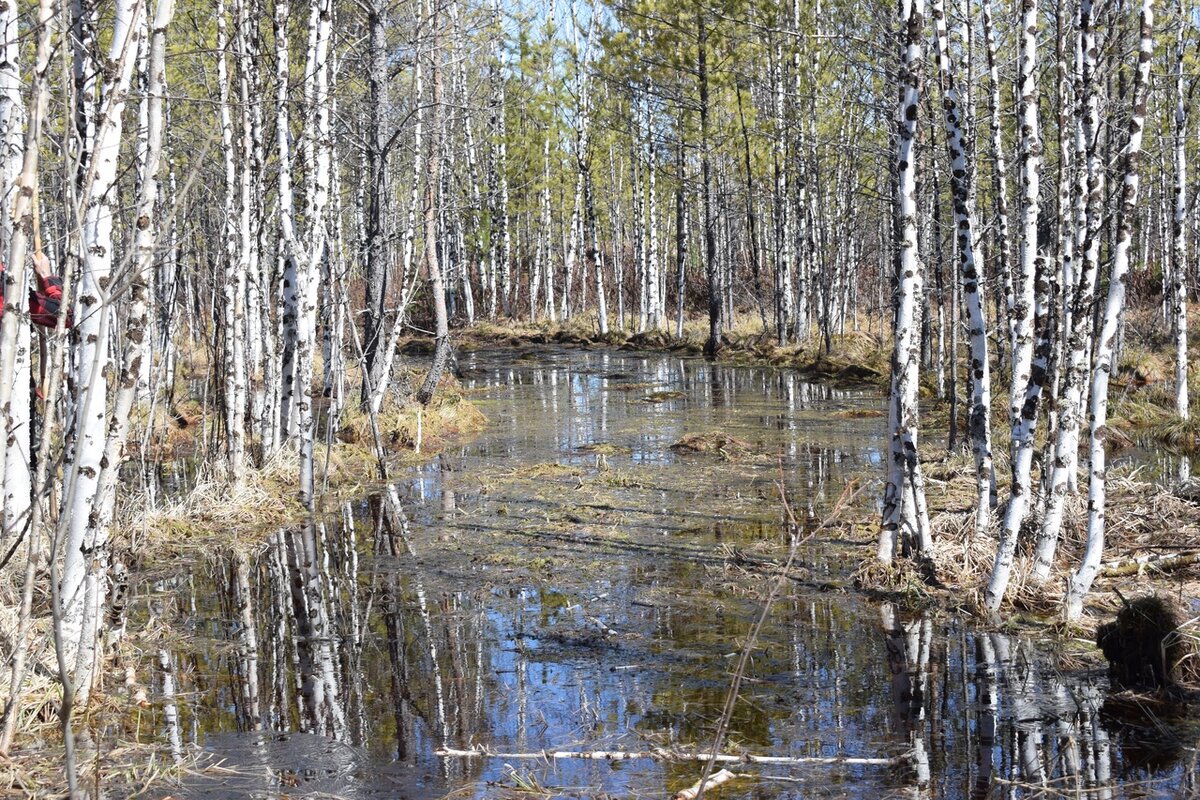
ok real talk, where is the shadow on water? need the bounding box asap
[135,348,1198,799]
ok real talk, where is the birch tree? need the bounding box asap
[295,0,333,506]
[60,0,144,700]
[1064,0,1154,621]
[986,0,1044,611]
[1032,0,1107,583]
[1170,0,1188,423]
[0,0,29,540]
[930,0,993,540]
[415,0,451,405]
[878,0,932,564]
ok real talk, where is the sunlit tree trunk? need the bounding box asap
[362,0,390,405]
[878,0,933,564]
[931,0,994,539]
[295,0,332,506]
[368,60,423,415]
[218,0,247,477]
[541,137,556,321]
[86,0,172,612]
[771,42,793,345]
[60,0,144,699]
[980,0,1013,363]
[1170,0,1188,422]
[698,10,721,357]
[0,0,29,539]
[497,97,512,318]
[986,0,1043,610]
[585,162,609,335]
[676,125,689,339]
[0,0,57,757]
[1032,0,1105,583]
[1065,0,1154,621]
[274,0,301,451]
[416,0,450,405]
[645,98,661,331]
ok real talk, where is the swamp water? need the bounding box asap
[137,348,1197,799]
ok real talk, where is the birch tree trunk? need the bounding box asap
[218,0,247,477]
[60,0,144,699]
[980,0,1013,363]
[985,0,1043,610]
[1031,0,1105,583]
[84,0,173,654]
[416,0,450,406]
[362,0,390,406]
[367,60,423,415]
[878,0,933,564]
[0,0,57,753]
[1170,0,1188,422]
[1064,0,1154,621]
[930,0,994,539]
[296,0,332,507]
[0,0,29,540]
[274,0,302,449]
[698,10,721,358]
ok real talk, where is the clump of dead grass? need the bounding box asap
[856,447,1200,627]
[669,432,759,462]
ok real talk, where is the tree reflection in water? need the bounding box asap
[143,350,1194,799]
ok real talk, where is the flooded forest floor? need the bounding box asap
[8,344,1200,799]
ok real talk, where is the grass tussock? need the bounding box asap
[669,432,774,464]
[119,372,487,554]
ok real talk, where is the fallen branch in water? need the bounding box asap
[433,745,903,766]
[674,768,738,800]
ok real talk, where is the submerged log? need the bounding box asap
[434,746,904,766]
[673,768,738,800]
[1096,594,1200,690]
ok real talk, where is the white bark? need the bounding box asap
[646,98,661,330]
[60,0,144,699]
[218,0,247,477]
[1032,0,1105,583]
[980,0,1013,359]
[275,0,301,447]
[368,61,423,416]
[1171,2,1188,421]
[930,0,994,540]
[986,0,1042,610]
[0,0,55,757]
[542,137,556,321]
[878,0,932,563]
[87,0,172,604]
[295,0,332,506]
[0,0,29,540]
[1065,0,1154,621]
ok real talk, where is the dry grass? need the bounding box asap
[858,447,1200,633]
[117,372,488,558]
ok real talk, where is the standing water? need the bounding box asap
[145,348,1197,799]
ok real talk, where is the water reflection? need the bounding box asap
[141,348,1195,799]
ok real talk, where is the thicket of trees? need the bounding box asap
[0,0,1194,778]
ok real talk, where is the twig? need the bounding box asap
[693,475,864,798]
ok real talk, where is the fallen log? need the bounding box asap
[434,746,904,766]
[1100,551,1200,578]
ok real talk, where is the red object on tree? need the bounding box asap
[0,263,70,328]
